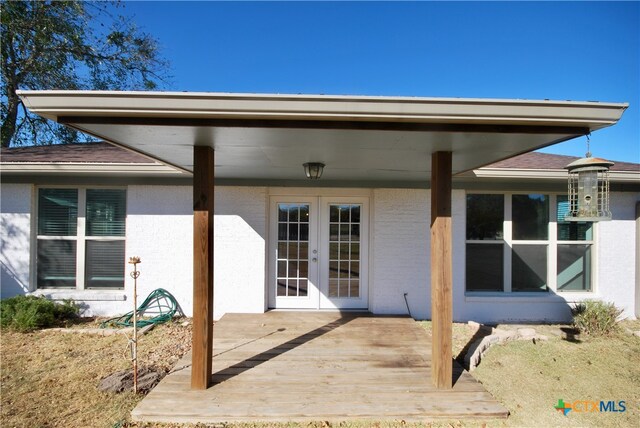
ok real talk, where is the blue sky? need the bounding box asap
[117,1,639,163]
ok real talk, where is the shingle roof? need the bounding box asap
[0,142,155,164]
[483,151,639,172]
[1,142,638,172]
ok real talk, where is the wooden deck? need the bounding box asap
[132,312,508,423]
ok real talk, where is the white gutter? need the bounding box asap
[0,162,187,176]
[462,168,640,183]
[17,90,627,130]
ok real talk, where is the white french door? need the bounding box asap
[268,196,369,310]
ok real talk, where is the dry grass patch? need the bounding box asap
[473,328,640,427]
[1,318,191,428]
[418,320,640,427]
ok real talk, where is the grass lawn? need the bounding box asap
[1,318,638,427]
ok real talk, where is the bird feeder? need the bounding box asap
[564,156,614,222]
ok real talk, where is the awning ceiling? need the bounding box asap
[18,91,627,183]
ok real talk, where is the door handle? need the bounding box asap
[312,257,318,263]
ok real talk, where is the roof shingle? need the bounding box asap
[0,142,155,164]
[1,142,638,172]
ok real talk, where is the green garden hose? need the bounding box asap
[100,288,179,328]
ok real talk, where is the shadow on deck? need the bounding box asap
[132,312,508,423]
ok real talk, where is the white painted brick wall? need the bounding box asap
[1,183,32,298]
[597,192,639,318]
[125,185,267,320]
[371,189,430,319]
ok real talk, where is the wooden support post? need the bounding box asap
[192,146,214,390]
[430,151,453,389]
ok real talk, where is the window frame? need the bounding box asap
[33,185,127,291]
[464,192,597,296]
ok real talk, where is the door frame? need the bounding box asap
[267,188,372,310]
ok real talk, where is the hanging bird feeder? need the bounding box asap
[564,136,614,222]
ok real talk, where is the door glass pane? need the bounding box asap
[351,243,360,259]
[299,205,309,223]
[512,245,548,292]
[512,194,548,240]
[37,239,77,288]
[299,279,308,297]
[349,280,360,298]
[328,204,362,298]
[330,224,339,240]
[86,189,126,236]
[329,279,339,297]
[466,243,503,291]
[278,204,289,221]
[278,223,287,240]
[351,206,360,223]
[466,194,503,240]
[339,206,350,222]
[276,203,310,298]
[85,240,125,289]
[277,280,287,296]
[38,189,78,236]
[299,242,308,259]
[330,206,339,222]
[557,244,591,292]
[329,261,339,279]
[350,262,360,279]
[277,261,286,277]
[299,223,309,241]
[350,224,360,241]
[288,206,299,222]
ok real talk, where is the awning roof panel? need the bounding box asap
[18,91,627,182]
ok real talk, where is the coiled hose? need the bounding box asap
[100,288,179,328]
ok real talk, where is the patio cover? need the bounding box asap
[17,91,627,184]
[18,90,627,390]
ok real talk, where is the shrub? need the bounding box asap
[572,300,622,336]
[0,296,79,332]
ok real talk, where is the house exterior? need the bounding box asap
[2,90,637,388]
[3,142,638,323]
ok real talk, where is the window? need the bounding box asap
[465,194,503,291]
[465,193,594,293]
[37,188,126,290]
[556,195,593,292]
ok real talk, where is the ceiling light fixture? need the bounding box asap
[303,162,325,180]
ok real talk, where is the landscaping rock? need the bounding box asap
[465,325,550,371]
[98,367,163,394]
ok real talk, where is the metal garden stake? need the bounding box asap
[128,256,141,393]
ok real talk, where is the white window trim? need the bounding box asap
[33,185,127,291]
[464,192,597,297]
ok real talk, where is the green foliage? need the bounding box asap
[0,295,79,332]
[1,0,170,147]
[572,299,622,336]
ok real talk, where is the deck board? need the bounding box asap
[132,312,508,423]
